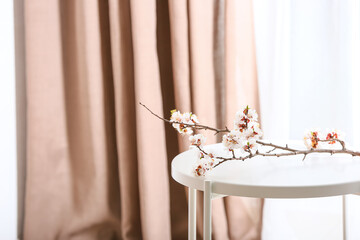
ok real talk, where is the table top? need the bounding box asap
[171,141,360,198]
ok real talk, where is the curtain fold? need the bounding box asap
[23,0,262,239]
[224,0,263,239]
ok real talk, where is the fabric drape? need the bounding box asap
[23,0,262,239]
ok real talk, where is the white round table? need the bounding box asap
[171,141,360,240]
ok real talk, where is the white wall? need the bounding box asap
[0,1,18,239]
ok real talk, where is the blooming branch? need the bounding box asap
[140,103,360,177]
[139,102,230,134]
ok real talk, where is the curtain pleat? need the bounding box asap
[108,0,142,239]
[24,0,73,238]
[224,0,263,239]
[23,0,262,239]
[129,0,172,239]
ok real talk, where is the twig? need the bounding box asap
[318,139,346,150]
[212,148,360,167]
[266,147,276,153]
[256,140,298,152]
[140,102,230,134]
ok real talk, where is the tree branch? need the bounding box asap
[211,147,360,168]
[140,102,360,170]
[256,140,298,152]
[140,102,230,134]
[318,139,346,150]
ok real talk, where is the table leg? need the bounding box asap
[204,181,212,240]
[342,195,347,240]
[189,187,197,240]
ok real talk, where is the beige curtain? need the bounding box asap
[23,0,262,239]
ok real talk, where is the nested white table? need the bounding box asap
[171,141,360,240]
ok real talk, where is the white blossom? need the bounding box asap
[247,109,258,121]
[230,106,262,152]
[234,111,246,122]
[234,110,248,131]
[182,112,192,122]
[193,151,220,176]
[190,114,199,124]
[234,118,247,132]
[234,106,260,134]
[193,163,207,176]
[303,129,320,149]
[222,130,242,150]
[170,110,182,128]
[244,122,263,139]
[189,134,206,147]
[241,138,259,152]
[170,110,199,135]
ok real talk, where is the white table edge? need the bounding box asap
[172,166,360,198]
